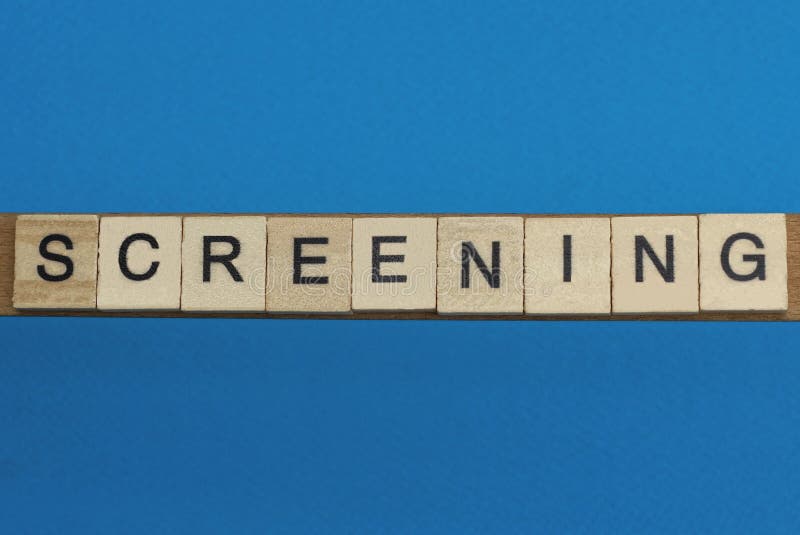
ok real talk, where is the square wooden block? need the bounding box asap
[437,217,524,314]
[525,217,611,315]
[181,216,266,312]
[97,216,183,310]
[13,214,99,310]
[266,217,352,313]
[612,216,698,314]
[699,213,788,312]
[352,217,436,311]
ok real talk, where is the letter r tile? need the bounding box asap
[181,216,266,312]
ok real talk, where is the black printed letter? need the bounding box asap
[294,237,329,284]
[119,233,160,281]
[37,234,74,282]
[372,236,407,283]
[720,232,766,282]
[635,235,674,282]
[461,241,501,289]
[203,236,242,282]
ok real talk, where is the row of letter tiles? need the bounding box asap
[12,214,789,314]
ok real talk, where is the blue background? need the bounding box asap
[2,2,800,532]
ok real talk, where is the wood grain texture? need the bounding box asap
[1,213,798,320]
[13,214,98,309]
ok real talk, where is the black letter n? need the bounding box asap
[461,241,501,288]
[635,235,674,282]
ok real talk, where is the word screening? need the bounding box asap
[12,214,788,315]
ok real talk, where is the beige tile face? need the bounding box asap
[97,217,182,310]
[699,213,787,312]
[525,217,610,315]
[13,214,99,310]
[612,216,698,314]
[266,218,352,313]
[437,217,524,314]
[181,216,266,312]
[352,217,436,311]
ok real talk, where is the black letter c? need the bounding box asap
[119,233,160,281]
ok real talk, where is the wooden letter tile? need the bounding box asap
[699,213,788,311]
[437,217,524,314]
[181,216,266,312]
[13,214,99,310]
[525,217,610,315]
[97,216,182,310]
[611,216,698,314]
[352,217,436,311]
[266,217,352,313]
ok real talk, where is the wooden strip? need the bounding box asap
[1,213,798,320]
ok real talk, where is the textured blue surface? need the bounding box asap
[2,2,800,533]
